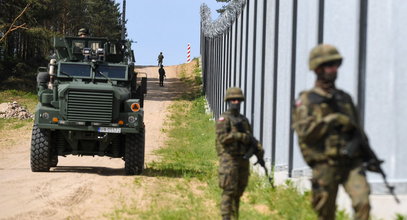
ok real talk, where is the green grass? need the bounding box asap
[395,214,407,220]
[0,118,32,130]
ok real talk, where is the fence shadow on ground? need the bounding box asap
[141,166,205,179]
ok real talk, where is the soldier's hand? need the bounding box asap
[324,113,354,132]
[233,132,251,144]
[366,159,383,173]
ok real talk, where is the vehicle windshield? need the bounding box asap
[95,65,127,80]
[58,62,127,80]
[58,63,92,78]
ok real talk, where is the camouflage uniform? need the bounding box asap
[157,52,164,66]
[216,87,263,220]
[292,44,371,220]
[158,66,166,87]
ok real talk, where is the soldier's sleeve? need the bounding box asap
[216,116,234,144]
[292,94,330,144]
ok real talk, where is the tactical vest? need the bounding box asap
[294,88,362,166]
[216,112,251,156]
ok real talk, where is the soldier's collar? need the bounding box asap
[226,109,240,116]
[311,87,334,99]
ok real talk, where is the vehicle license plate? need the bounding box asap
[98,127,121,133]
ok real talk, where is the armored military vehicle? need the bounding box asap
[31,35,147,175]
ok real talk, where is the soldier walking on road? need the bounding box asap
[157,52,164,66]
[216,87,264,220]
[292,44,372,220]
[158,65,166,87]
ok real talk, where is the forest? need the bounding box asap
[0,0,123,91]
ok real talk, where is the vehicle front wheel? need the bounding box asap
[49,155,58,167]
[30,124,51,172]
[124,125,145,175]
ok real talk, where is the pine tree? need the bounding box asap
[0,0,124,89]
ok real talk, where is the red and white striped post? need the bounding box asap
[187,43,191,63]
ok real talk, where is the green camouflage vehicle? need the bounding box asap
[31,35,147,175]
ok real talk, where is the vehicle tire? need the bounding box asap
[30,124,51,172]
[49,155,58,167]
[124,124,145,175]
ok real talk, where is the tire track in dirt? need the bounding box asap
[0,64,186,219]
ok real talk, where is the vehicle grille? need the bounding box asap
[67,90,113,123]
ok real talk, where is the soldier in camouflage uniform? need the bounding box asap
[292,44,371,220]
[216,87,264,220]
[157,52,164,66]
[158,65,166,87]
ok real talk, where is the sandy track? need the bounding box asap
[0,65,183,219]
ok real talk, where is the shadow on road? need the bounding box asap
[144,77,186,102]
[52,166,125,176]
[51,165,206,178]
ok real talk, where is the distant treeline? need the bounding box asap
[0,0,123,91]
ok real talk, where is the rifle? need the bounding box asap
[364,158,400,204]
[317,91,401,204]
[232,119,274,187]
[355,133,401,203]
[243,138,274,188]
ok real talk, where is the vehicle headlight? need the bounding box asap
[128,116,136,123]
[41,112,49,119]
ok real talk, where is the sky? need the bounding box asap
[117,0,224,66]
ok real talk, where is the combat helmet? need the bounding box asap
[309,44,343,70]
[77,28,89,36]
[224,87,245,101]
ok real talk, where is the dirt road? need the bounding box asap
[0,65,185,219]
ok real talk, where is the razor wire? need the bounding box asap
[200,0,246,38]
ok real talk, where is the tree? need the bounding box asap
[0,0,124,90]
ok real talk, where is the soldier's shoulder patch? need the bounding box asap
[295,99,302,107]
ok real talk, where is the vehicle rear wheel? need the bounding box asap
[30,124,51,172]
[124,124,145,175]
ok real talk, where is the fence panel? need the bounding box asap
[262,0,277,165]
[273,0,294,176]
[365,0,407,193]
[324,0,359,99]
[252,0,266,140]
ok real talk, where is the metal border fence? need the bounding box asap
[200,0,407,195]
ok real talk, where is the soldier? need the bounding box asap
[157,52,164,66]
[216,87,264,220]
[292,44,371,220]
[158,65,166,87]
[78,28,89,38]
